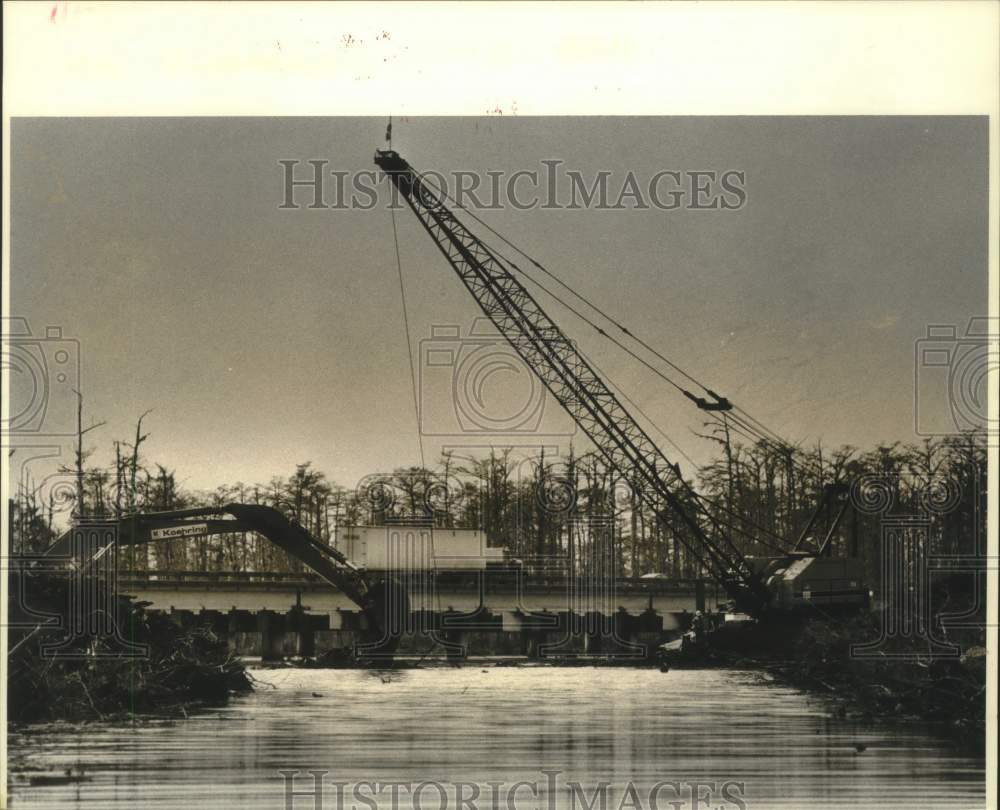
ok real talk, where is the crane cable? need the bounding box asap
[508,247,825,479]
[384,153,856,608]
[390,204,425,472]
[517,281,790,553]
[427,180,831,484]
[589,356,793,554]
[391,198,448,624]
[396,166,836,556]
[422,179,803,442]
[503,256,789,454]
[454,226,792,553]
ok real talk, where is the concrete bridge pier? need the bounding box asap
[257,610,285,661]
[522,628,542,659]
[441,629,466,663]
[288,607,314,658]
[227,609,258,656]
[436,609,466,662]
[584,610,610,655]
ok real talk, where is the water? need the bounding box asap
[8,667,985,810]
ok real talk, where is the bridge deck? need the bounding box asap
[120,570,722,615]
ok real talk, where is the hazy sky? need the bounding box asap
[10,117,988,495]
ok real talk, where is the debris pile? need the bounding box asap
[662,611,986,750]
[7,568,252,724]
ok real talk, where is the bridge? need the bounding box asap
[120,569,723,660]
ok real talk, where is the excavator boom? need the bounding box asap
[48,503,407,647]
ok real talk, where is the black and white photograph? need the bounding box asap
[2,3,997,809]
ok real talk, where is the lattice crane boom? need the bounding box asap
[375,149,773,616]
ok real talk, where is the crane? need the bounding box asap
[375,148,867,618]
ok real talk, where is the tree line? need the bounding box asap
[7,406,986,594]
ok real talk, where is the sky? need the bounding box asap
[8,116,989,496]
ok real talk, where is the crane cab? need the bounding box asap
[749,554,870,611]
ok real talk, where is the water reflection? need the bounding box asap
[9,667,985,809]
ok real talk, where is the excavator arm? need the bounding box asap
[47,503,407,649]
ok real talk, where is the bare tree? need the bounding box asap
[68,390,106,518]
